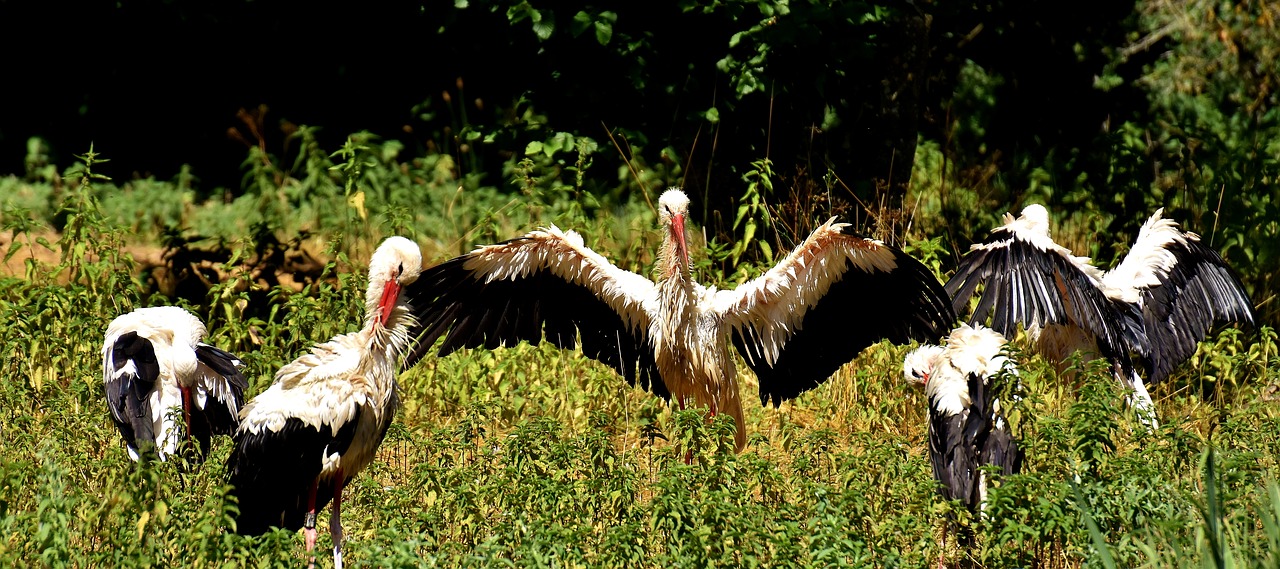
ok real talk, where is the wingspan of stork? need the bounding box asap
[225,236,423,569]
[404,188,956,450]
[102,306,248,463]
[945,204,1257,426]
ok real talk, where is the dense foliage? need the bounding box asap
[1,0,1278,566]
[1,144,1278,566]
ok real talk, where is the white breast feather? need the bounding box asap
[926,361,972,416]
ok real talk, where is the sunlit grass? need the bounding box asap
[1,147,1279,567]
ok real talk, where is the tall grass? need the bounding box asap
[0,144,1277,567]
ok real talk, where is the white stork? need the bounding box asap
[102,306,248,462]
[225,236,422,569]
[403,188,955,449]
[902,324,1021,520]
[945,204,1256,425]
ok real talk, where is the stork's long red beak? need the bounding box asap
[672,213,688,267]
[377,279,401,327]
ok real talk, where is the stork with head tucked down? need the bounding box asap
[102,306,248,462]
[225,236,422,569]
[405,188,955,450]
[903,324,1022,520]
[945,205,1256,426]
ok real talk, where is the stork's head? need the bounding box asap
[1018,204,1051,237]
[658,188,690,274]
[902,344,945,387]
[366,236,423,329]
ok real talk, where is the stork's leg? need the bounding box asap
[331,468,346,569]
[1122,371,1160,431]
[180,386,193,454]
[304,479,319,569]
[1128,378,1159,430]
[938,520,948,569]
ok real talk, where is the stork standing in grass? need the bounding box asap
[903,324,1022,518]
[102,306,247,462]
[944,204,1256,426]
[404,188,955,450]
[225,236,422,569]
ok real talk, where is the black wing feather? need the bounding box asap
[107,331,161,457]
[186,344,249,458]
[946,231,1144,373]
[225,413,361,535]
[1141,239,1257,382]
[929,406,978,507]
[741,232,955,406]
[403,242,667,399]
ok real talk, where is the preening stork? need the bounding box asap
[903,324,1022,519]
[945,205,1256,425]
[102,306,247,462]
[404,188,955,450]
[225,236,422,569]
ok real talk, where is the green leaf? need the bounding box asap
[571,11,592,37]
[532,9,555,40]
[506,2,531,24]
[525,141,544,156]
[594,20,612,45]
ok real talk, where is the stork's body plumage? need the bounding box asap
[406,189,955,449]
[102,306,247,462]
[945,205,1256,425]
[903,324,1022,519]
[226,236,422,569]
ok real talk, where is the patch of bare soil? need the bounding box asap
[0,230,329,307]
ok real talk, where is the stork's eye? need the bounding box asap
[397,262,404,275]
[912,370,923,379]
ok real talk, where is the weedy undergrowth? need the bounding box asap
[1,145,1278,567]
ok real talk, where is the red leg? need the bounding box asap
[304,478,318,568]
[331,469,346,569]
[180,386,193,453]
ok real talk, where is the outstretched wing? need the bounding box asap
[714,219,955,406]
[1103,210,1256,382]
[102,330,161,457]
[403,226,667,398]
[945,223,1143,367]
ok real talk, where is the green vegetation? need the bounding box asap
[2,0,1278,566]
[0,138,1277,566]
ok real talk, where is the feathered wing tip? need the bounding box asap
[1128,220,1257,384]
[181,344,250,460]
